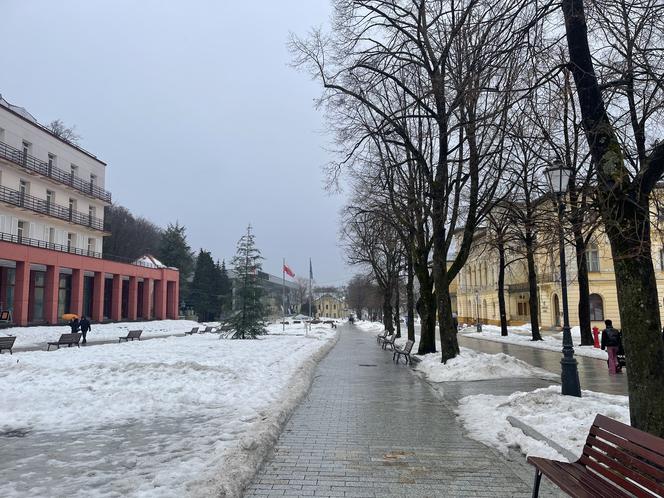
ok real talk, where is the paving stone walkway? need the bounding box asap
[244,324,539,497]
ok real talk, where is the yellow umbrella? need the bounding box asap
[62,313,79,321]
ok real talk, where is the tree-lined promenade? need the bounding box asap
[292,0,664,436]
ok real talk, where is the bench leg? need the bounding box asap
[531,469,542,498]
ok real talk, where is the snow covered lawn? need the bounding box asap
[462,324,608,360]
[457,386,629,461]
[1,319,204,349]
[416,347,558,382]
[0,322,337,497]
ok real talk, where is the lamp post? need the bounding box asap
[545,160,582,397]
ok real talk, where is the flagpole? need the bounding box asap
[308,257,312,321]
[282,258,286,332]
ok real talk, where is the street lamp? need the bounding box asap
[545,159,582,397]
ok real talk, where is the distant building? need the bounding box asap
[231,270,298,318]
[314,294,346,319]
[0,95,179,325]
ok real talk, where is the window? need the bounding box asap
[48,227,55,245]
[589,294,604,321]
[48,154,56,172]
[587,245,600,272]
[660,248,664,271]
[87,237,96,254]
[67,232,75,251]
[90,174,97,185]
[46,190,55,210]
[17,220,27,241]
[333,304,336,310]
[19,179,29,196]
[69,198,77,214]
[70,164,78,177]
[325,304,329,310]
[22,141,31,161]
[0,128,5,142]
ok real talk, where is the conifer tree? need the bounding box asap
[230,225,266,338]
[159,222,194,305]
[190,250,219,321]
[217,259,233,316]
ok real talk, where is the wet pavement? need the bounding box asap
[244,324,555,498]
[457,335,628,396]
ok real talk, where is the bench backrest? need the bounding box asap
[403,340,415,353]
[202,326,212,332]
[59,333,81,343]
[128,330,142,338]
[580,414,664,497]
[0,336,16,347]
[378,330,388,338]
[385,334,395,343]
[190,327,199,333]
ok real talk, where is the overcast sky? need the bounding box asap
[2,1,352,286]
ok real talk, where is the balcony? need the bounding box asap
[0,185,105,232]
[0,231,160,269]
[0,140,111,203]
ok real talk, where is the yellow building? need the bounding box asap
[314,294,346,319]
[454,210,664,330]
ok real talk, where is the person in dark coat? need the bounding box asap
[601,319,621,374]
[69,317,80,334]
[79,316,91,344]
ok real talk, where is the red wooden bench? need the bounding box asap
[528,414,664,497]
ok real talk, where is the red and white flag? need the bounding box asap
[283,263,295,278]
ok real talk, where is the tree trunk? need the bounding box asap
[394,277,401,338]
[573,225,593,345]
[498,241,508,336]
[526,234,543,341]
[382,286,394,334]
[406,252,416,342]
[414,248,436,354]
[438,277,460,363]
[561,0,664,435]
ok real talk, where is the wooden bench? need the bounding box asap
[199,326,217,333]
[323,320,337,328]
[119,330,142,342]
[47,333,82,350]
[184,327,199,336]
[393,340,415,364]
[0,336,16,354]
[380,334,396,350]
[528,413,664,497]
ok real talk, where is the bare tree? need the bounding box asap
[47,119,81,145]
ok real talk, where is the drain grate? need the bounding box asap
[358,364,378,367]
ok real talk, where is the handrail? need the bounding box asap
[0,140,111,203]
[0,185,105,231]
[0,231,167,269]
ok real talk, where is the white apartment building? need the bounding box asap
[0,94,109,255]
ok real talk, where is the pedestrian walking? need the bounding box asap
[69,317,80,334]
[79,316,91,345]
[601,319,621,374]
[452,312,459,332]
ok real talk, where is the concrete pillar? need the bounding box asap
[0,267,6,310]
[13,261,30,326]
[92,272,105,322]
[111,274,122,322]
[44,265,61,325]
[141,278,151,319]
[167,281,178,319]
[128,276,138,321]
[70,269,84,318]
[154,279,166,320]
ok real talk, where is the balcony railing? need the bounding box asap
[0,231,164,269]
[0,185,105,231]
[0,140,111,203]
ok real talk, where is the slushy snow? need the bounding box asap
[0,321,338,497]
[457,386,630,461]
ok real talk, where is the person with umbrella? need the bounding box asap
[79,316,91,344]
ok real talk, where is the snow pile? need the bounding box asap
[353,320,385,334]
[457,386,629,461]
[2,319,203,349]
[463,325,607,360]
[0,324,338,497]
[416,348,557,382]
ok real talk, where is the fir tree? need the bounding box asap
[190,250,219,321]
[158,222,194,305]
[217,259,233,316]
[230,225,266,338]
